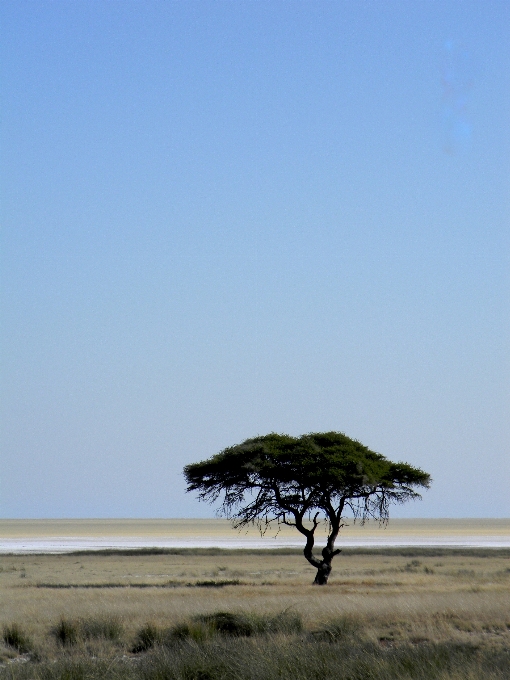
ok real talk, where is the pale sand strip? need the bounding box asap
[0,518,509,553]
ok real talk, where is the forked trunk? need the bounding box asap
[304,544,341,585]
[299,512,342,585]
[313,559,333,585]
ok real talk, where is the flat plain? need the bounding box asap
[2,518,510,551]
[1,546,510,678]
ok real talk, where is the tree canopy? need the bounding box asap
[184,431,431,584]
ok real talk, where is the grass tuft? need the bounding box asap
[80,615,124,641]
[2,623,32,653]
[131,623,165,653]
[311,613,363,642]
[52,618,80,646]
[196,612,255,637]
[170,610,303,642]
[2,548,510,677]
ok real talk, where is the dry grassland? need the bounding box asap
[1,548,509,648]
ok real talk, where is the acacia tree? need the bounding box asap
[184,432,431,585]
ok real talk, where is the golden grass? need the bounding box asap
[1,548,510,658]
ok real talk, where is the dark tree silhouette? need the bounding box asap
[184,432,431,584]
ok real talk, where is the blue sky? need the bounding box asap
[1,1,508,519]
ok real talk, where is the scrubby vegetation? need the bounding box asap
[1,610,510,679]
[1,548,509,678]
[2,624,32,655]
[51,615,124,646]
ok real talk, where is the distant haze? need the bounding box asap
[1,1,508,519]
[1,519,509,553]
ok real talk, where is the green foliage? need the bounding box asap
[2,623,32,653]
[184,431,431,583]
[184,431,430,529]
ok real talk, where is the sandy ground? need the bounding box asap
[1,518,509,552]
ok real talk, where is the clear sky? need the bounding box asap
[1,1,508,519]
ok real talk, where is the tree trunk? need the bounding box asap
[313,559,333,585]
[304,543,341,585]
[298,514,342,585]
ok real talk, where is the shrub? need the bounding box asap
[3,623,32,653]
